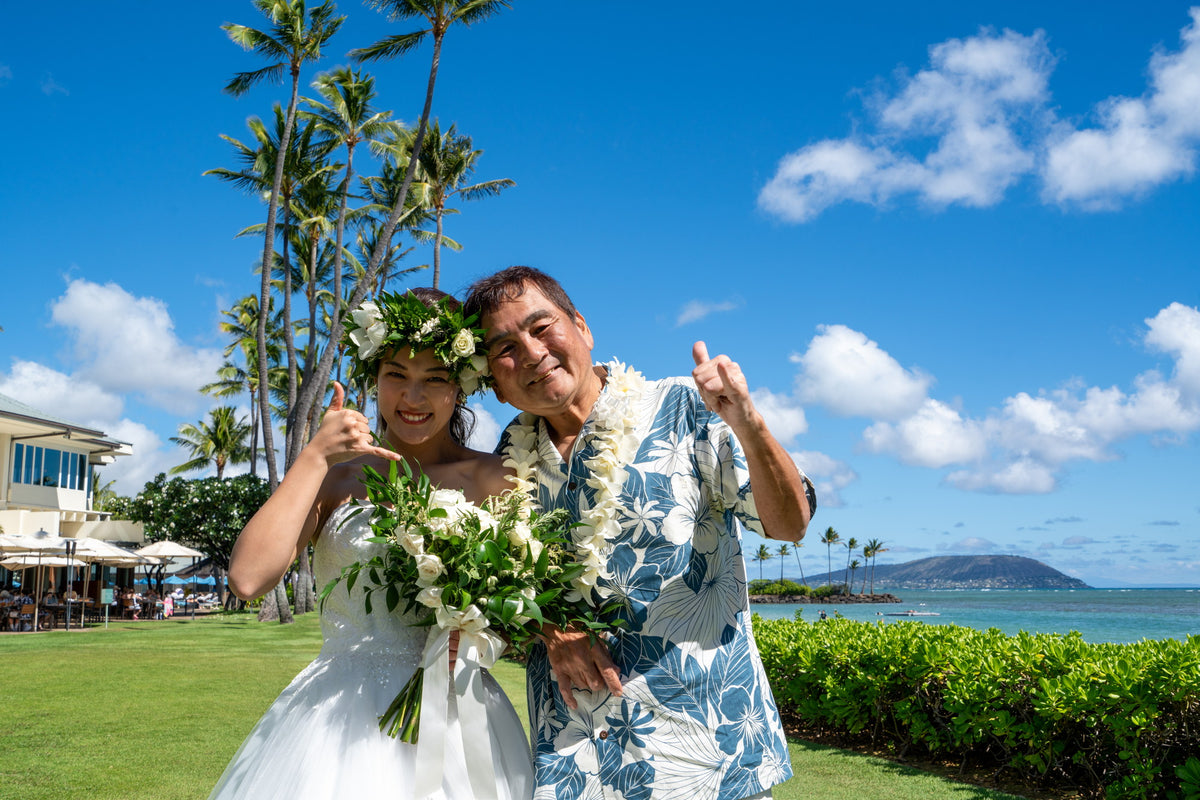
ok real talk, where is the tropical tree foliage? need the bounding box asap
[207,0,513,621]
[120,474,272,608]
[752,544,772,581]
[169,407,253,480]
[820,526,840,588]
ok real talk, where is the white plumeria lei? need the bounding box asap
[503,360,645,603]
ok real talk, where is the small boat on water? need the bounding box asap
[886,610,941,617]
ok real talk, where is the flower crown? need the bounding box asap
[343,291,490,395]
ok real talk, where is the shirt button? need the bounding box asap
[598,730,608,740]
[568,481,577,490]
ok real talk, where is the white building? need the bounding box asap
[0,391,140,544]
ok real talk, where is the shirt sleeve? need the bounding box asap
[691,390,765,537]
[691,387,817,537]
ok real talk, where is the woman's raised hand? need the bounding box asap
[312,382,405,465]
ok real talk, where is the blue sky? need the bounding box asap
[2,2,1198,587]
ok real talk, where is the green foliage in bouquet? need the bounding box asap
[319,458,622,741]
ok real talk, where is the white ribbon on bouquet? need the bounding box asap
[413,605,508,800]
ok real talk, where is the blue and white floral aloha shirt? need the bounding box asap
[497,362,811,800]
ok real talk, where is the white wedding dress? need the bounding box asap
[209,502,535,800]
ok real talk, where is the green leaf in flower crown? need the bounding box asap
[386,584,400,612]
[364,591,373,615]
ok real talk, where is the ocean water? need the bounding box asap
[749,588,1199,644]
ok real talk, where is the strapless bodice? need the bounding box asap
[313,503,427,660]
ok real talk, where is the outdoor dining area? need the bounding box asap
[0,530,209,633]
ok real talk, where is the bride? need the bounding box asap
[209,288,533,800]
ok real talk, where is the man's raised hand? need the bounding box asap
[691,341,757,430]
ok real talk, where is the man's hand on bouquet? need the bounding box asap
[542,624,622,710]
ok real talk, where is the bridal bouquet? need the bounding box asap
[320,459,618,744]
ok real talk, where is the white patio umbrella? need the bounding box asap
[68,539,161,628]
[135,541,206,619]
[0,530,72,631]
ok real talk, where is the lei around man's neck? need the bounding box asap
[343,291,491,395]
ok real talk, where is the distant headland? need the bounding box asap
[750,555,1089,604]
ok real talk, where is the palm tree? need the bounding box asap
[204,295,285,476]
[169,407,253,479]
[300,66,397,362]
[287,0,511,455]
[752,544,773,582]
[222,0,344,493]
[776,544,790,583]
[90,469,120,512]
[791,541,808,586]
[410,120,514,288]
[843,536,859,594]
[864,538,888,597]
[849,559,862,595]
[820,526,840,586]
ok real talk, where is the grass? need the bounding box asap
[0,614,1024,800]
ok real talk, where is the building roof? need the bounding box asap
[0,391,132,455]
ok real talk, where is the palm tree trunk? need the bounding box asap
[255,67,303,493]
[283,220,298,464]
[257,579,294,623]
[248,383,259,477]
[433,209,444,289]
[287,32,445,462]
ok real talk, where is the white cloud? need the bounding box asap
[92,419,169,495]
[793,324,931,419]
[789,449,857,509]
[862,399,987,467]
[0,359,124,424]
[467,403,503,452]
[1145,301,1200,398]
[751,388,808,443]
[40,73,68,96]
[941,536,1002,552]
[947,458,1058,494]
[793,302,1200,494]
[760,9,1200,220]
[1044,9,1200,205]
[759,28,1051,220]
[675,299,742,327]
[0,360,169,496]
[50,279,223,412]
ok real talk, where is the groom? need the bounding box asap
[465,266,815,800]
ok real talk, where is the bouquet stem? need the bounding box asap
[379,666,424,742]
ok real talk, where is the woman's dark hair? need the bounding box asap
[375,287,476,446]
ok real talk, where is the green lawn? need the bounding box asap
[0,614,1024,800]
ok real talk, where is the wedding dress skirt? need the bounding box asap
[209,503,535,799]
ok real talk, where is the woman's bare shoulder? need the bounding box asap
[467,450,515,499]
[312,459,372,534]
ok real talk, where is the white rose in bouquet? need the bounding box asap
[414,553,445,587]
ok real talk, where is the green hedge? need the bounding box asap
[749,579,812,596]
[754,616,1200,799]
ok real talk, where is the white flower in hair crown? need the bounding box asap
[343,291,491,395]
[503,360,645,603]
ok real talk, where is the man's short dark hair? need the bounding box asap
[463,266,578,323]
